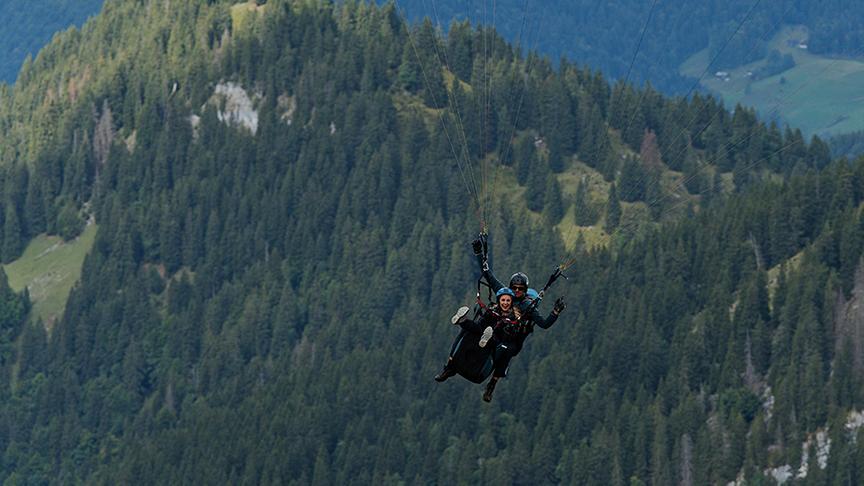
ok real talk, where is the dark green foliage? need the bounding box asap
[525,156,549,212]
[719,388,761,422]
[55,200,84,241]
[2,204,23,262]
[578,100,611,177]
[0,1,862,484]
[618,156,646,202]
[830,130,864,159]
[543,174,564,224]
[446,21,473,82]
[513,134,536,181]
[573,179,597,227]
[412,19,448,109]
[394,0,864,93]
[605,183,621,231]
[0,267,29,373]
[681,152,708,195]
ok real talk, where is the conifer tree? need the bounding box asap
[573,179,596,226]
[543,174,564,223]
[526,156,549,212]
[2,204,21,262]
[606,183,622,232]
[618,156,646,202]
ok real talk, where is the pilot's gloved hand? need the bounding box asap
[472,238,484,255]
[552,297,566,315]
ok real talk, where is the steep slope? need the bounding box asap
[0,0,861,484]
[396,0,864,146]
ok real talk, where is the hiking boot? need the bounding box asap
[479,326,494,348]
[483,378,498,402]
[434,365,457,382]
[451,306,470,324]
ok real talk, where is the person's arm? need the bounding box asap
[532,298,566,329]
[473,239,504,292]
[531,309,557,329]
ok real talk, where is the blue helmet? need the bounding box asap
[496,287,515,300]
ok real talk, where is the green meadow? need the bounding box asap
[681,25,864,138]
[3,224,98,329]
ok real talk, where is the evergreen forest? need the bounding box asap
[394,0,864,93]
[0,0,862,483]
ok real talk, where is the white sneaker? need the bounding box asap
[451,306,470,324]
[479,326,494,348]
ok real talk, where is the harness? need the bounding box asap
[476,298,535,337]
[475,274,537,337]
[497,312,534,336]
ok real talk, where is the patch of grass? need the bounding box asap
[679,46,711,79]
[555,159,613,250]
[393,92,446,133]
[391,97,673,253]
[720,172,735,193]
[230,2,266,35]
[557,159,610,205]
[4,223,98,329]
[443,68,472,94]
[613,202,654,240]
[489,161,538,223]
[680,25,864,138]
[556,206,610,251]
[607,128,636,159]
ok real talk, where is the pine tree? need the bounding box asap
[543,174,564,223]
[606,183,622,232]
[573,179,596,226]
[526,156,549,212]
[446,20,473,81]
[398,43,421,93]
[24,176,46,237]
[618,156,646,202]
[2,203,22,262]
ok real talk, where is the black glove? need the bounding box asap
[552,297,566,315]
[472,238,484,255]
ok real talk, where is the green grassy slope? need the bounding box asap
[681,26,864,138]
[3,223,97,328]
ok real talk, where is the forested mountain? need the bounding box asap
[394,0,864,93]
[831,131,864,159]
[9,0,864,92]
[0,0,103,83]
[0,0,862,484]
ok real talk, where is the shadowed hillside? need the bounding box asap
[0,1,861,483]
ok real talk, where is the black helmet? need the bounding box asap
[509,272,529,288]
